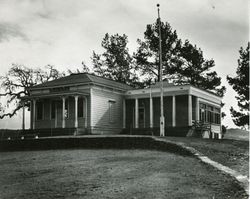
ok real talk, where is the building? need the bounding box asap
[21,73,223,138]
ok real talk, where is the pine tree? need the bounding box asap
[134,20,181,83]
[227,43,249,128]
[135,20,225,96]
[92,33,139,87]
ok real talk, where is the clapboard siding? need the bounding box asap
[91,88,123,134]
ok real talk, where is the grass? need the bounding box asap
[166,136,249,177]
[0,149,247,199]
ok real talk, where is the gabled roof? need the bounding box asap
[31,73,132,91]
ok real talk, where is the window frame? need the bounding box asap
[64,98,69,119]
[199,102,221,125]
[108,99,116,123]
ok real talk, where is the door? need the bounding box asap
[56,101,62,128]
[139,107,145,128]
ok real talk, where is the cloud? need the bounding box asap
[0,23,27,42]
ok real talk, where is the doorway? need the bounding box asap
[139,107,145,128]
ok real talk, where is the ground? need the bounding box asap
[224,128,249,141]
[166,137,249,177]
[0,149,246,199]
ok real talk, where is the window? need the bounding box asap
[207,105,214,123]
[214,108,220,124]
[36,101,43,120]
[199,104,206,122]
[199,103,221,124]
[64,99,69,118]
[78,98,84,118]
[109,100,116,123]
[51,101,56,119]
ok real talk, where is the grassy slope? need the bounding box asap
[0,150,246,199]
[224,128,249,141]
[167,136,249,177]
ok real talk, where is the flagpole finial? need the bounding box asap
[157,4,160,19]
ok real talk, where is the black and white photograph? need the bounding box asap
[0,0,249,198]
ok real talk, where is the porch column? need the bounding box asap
[188,95,192,126]
[32,99,36,130]
[30,101,32,129]
[196,97,199,122]
[55,101,57,128]
[149,96,153,128]
[172,95,176,127]
[74,96,78,128]
[62,97,65,128]
[84,97,87,128]
[123,99,126,128]
[135,98,139,128]
[22,102,25,130]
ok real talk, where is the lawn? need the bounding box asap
[166,137,249,177]
[0,149,247,199]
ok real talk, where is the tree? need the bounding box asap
[135,20,225,96]
[0,64,63,119]
[227,43,249,128]
[67,61,90,74]
[134,20,182,83]
[172,40,226,96]
[92,33,139,87]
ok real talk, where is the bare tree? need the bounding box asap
[0,64,64,119]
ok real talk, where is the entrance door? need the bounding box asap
[138,107,145,128]
[56,101,62,128]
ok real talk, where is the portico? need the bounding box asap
[22,91,88,134]
[123,83,222,137]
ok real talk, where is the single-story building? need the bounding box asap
[21,73,223,138]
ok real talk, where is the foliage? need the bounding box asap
[227,43,249,128]
[134,20,225,96]
[172,40,226,96]
[92,33,140,87]
[0,64,63,119]
[134,20,181,83]
[67,61,90,74]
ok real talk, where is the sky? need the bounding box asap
[0,0,248,129]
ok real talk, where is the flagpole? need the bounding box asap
[157,4,165,137]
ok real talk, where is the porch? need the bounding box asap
[21,91,89,135]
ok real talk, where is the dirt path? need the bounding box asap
[0,149,246,199]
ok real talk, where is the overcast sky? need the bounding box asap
[0,0,248,129]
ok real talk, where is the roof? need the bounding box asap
[31,73,133,91]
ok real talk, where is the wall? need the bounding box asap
[90,87,124,134]
[153,97,172,127]
[125,99,134,129]
[176,95,188,126]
